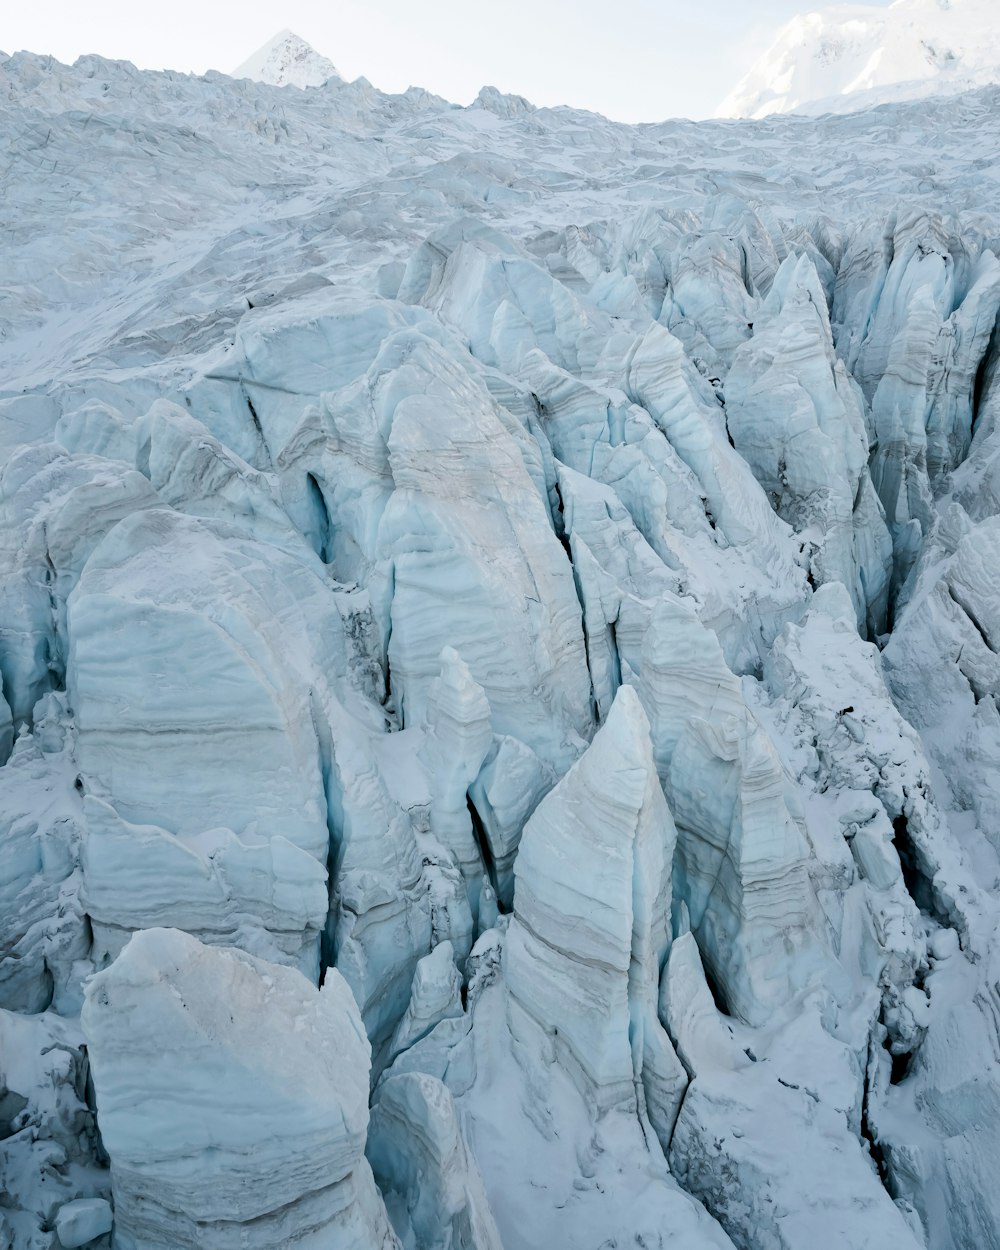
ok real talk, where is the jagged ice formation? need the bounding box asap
[3,41,1000,1250]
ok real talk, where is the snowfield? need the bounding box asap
[3,34,1000,1250]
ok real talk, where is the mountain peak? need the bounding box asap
[718,0,1000,118]
[232,29,340,89]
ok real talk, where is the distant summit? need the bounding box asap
[232,29,340,89]
[719,0,1000,119]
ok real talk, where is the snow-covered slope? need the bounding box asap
[232,29,340,88]
[3,44,1000,1250]
[720,0,1000,118]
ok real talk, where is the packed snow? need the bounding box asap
[3,27,1000,1250]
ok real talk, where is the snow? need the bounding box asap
[232,29,340,89]
[720,0,1000,118]
[55,1199,113,1249]
[2,35,1000,1250]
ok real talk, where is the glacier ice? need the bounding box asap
[503,685,686,1145]
[82,929,399,1249]
[3,40,1000,1250]
[0,695,86,1014]
[726,252,892,634]
[368,1072,503,1250]
[663,932,924,1250]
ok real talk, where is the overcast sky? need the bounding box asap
[5,0,891,121]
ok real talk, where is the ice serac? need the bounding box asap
[0,694,86,1014]
[622,319,809,667]
[663,932,924,1250]
[635,595,836,1025]
[625,321,795,557]
[68,508,336,853]
[884,509,1000,858]
[281,322,592,771]
[67,508,347,974]
[324,695,433,1051]
[397,220,627,378]
[82,929,399,1250]
[660,232,755,374]
[952,342,1000,523]
[873,926,1000,1250]
[0,444,158,728]
[504,685,687,1148]
[726,253,892,634]
[467,733,547,910]
[82,795,328,976]
[384,941,464,1072]
[762,582,970,942]
[551,462,835,1026]
[135,399,322,566]
[409,928,736,1248]
[368,1072,503,1250]
[381,337,592,768]
[833,211,1000,588]
[419,648,494,920]
[556,462,679,721]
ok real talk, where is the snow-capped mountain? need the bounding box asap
[4,36,1000,1250]
[719,0,1000,118]
[232,28,340,88]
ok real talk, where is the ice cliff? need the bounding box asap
[3,40,1000,1250]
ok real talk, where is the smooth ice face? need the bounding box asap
[81,929,399,1249]
[68,508,335,855]
[82,795,329,976]
[504,686,687,1146]
[368,1072,503,1250]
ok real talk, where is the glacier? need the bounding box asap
[3,31,1000,1250]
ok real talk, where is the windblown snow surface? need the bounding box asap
[3,41,1000,1250]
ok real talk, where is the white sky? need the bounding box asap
[4,0,892,122]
